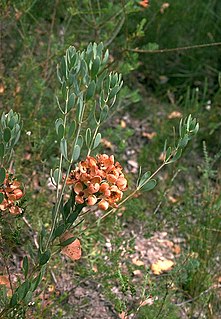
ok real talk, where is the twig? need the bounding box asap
[125,42,221,54]
[176,284,220,307]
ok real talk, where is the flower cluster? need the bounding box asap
[67,154,128,210]
[0,173,24,215]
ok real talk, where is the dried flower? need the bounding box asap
[67,154,128,210]
[0,173,24,216]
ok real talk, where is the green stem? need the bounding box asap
[46,99,86,250]
[87,123,100,156]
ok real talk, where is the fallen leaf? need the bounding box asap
[48,284,55,293]
[101,138,114,150]
[160,2,170,14]
[132,257,145,266]
[139,296,155,307]
[92,264,98,273]
[120,120,127,128]
[133,269,142,276]
[168,195,178,203]
[60,232,81,261]
[142,132,157,140]
[0,276,10,288]
[118,311,128,319]
[0,83,5,94]
[173,244,181,255]
[151,259,174,275]
[168,111,182,119]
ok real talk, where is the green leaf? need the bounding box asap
[39,224,46,252]
[16,281,30,301]
[10,293,18,307]
[22,256,29,278]
[146,42,159,50]
[76,96,83,123]
[31,267,45,292]
[68,120,76,139]
[99,105,108,122]
[66,203,84,225]
[166,147,172,160]
[23,291,33,304]
[85,128,92,147]
[109,85,121,100]
[63,192,75,221]
[60,138,68,160]
[3,127,11,143]
[102,49,109,65]
[39,250,51,265]
[86,81,96,101]
[141,179,157,192]
[57,124,64,140]
[0,167,6,184]
[53,168,61,185]
[77,135,83,148]
[170,148,183,163]
[55,118,63,135]
[72,144,81,162]
[178,134,189,148]
[60,236,76,247]
[53,223,66,239]
[67,93,76,112]
[91,57,100,78]
[0,143,4,160]
[138,171,151,188]
[0,192,4,204]
[93,133,101,149]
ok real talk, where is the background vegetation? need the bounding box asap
[1,0,221,318]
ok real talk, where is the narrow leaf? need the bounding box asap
[53,224,66,239]
[91,57,100,78]
[67,93,76,112]
[0,143,4,160]
[0,192,4,204]
[39,250,51,265]
[3,127,11,143]
[60,138,68,159]
[138,171,151,188]
[72,145,81,162]
[22,256,29,278]
[53,168,62,185]
[68,121,76,139]
[93,133,101,149]
[0,167,6,184]
[60,236,76,247]
[86,81,96,101]
[141,179,157,192]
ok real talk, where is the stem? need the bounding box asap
[95,161,168,223]
[125,41,221,54]
[45,98,86,250]
[87,123,100,156]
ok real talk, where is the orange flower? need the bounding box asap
[139,0,149,8]
[116,176,128,191]
[98,199,109,211]
[67,154,128,210]
[107,185,123,206]
[87,195,97,206]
